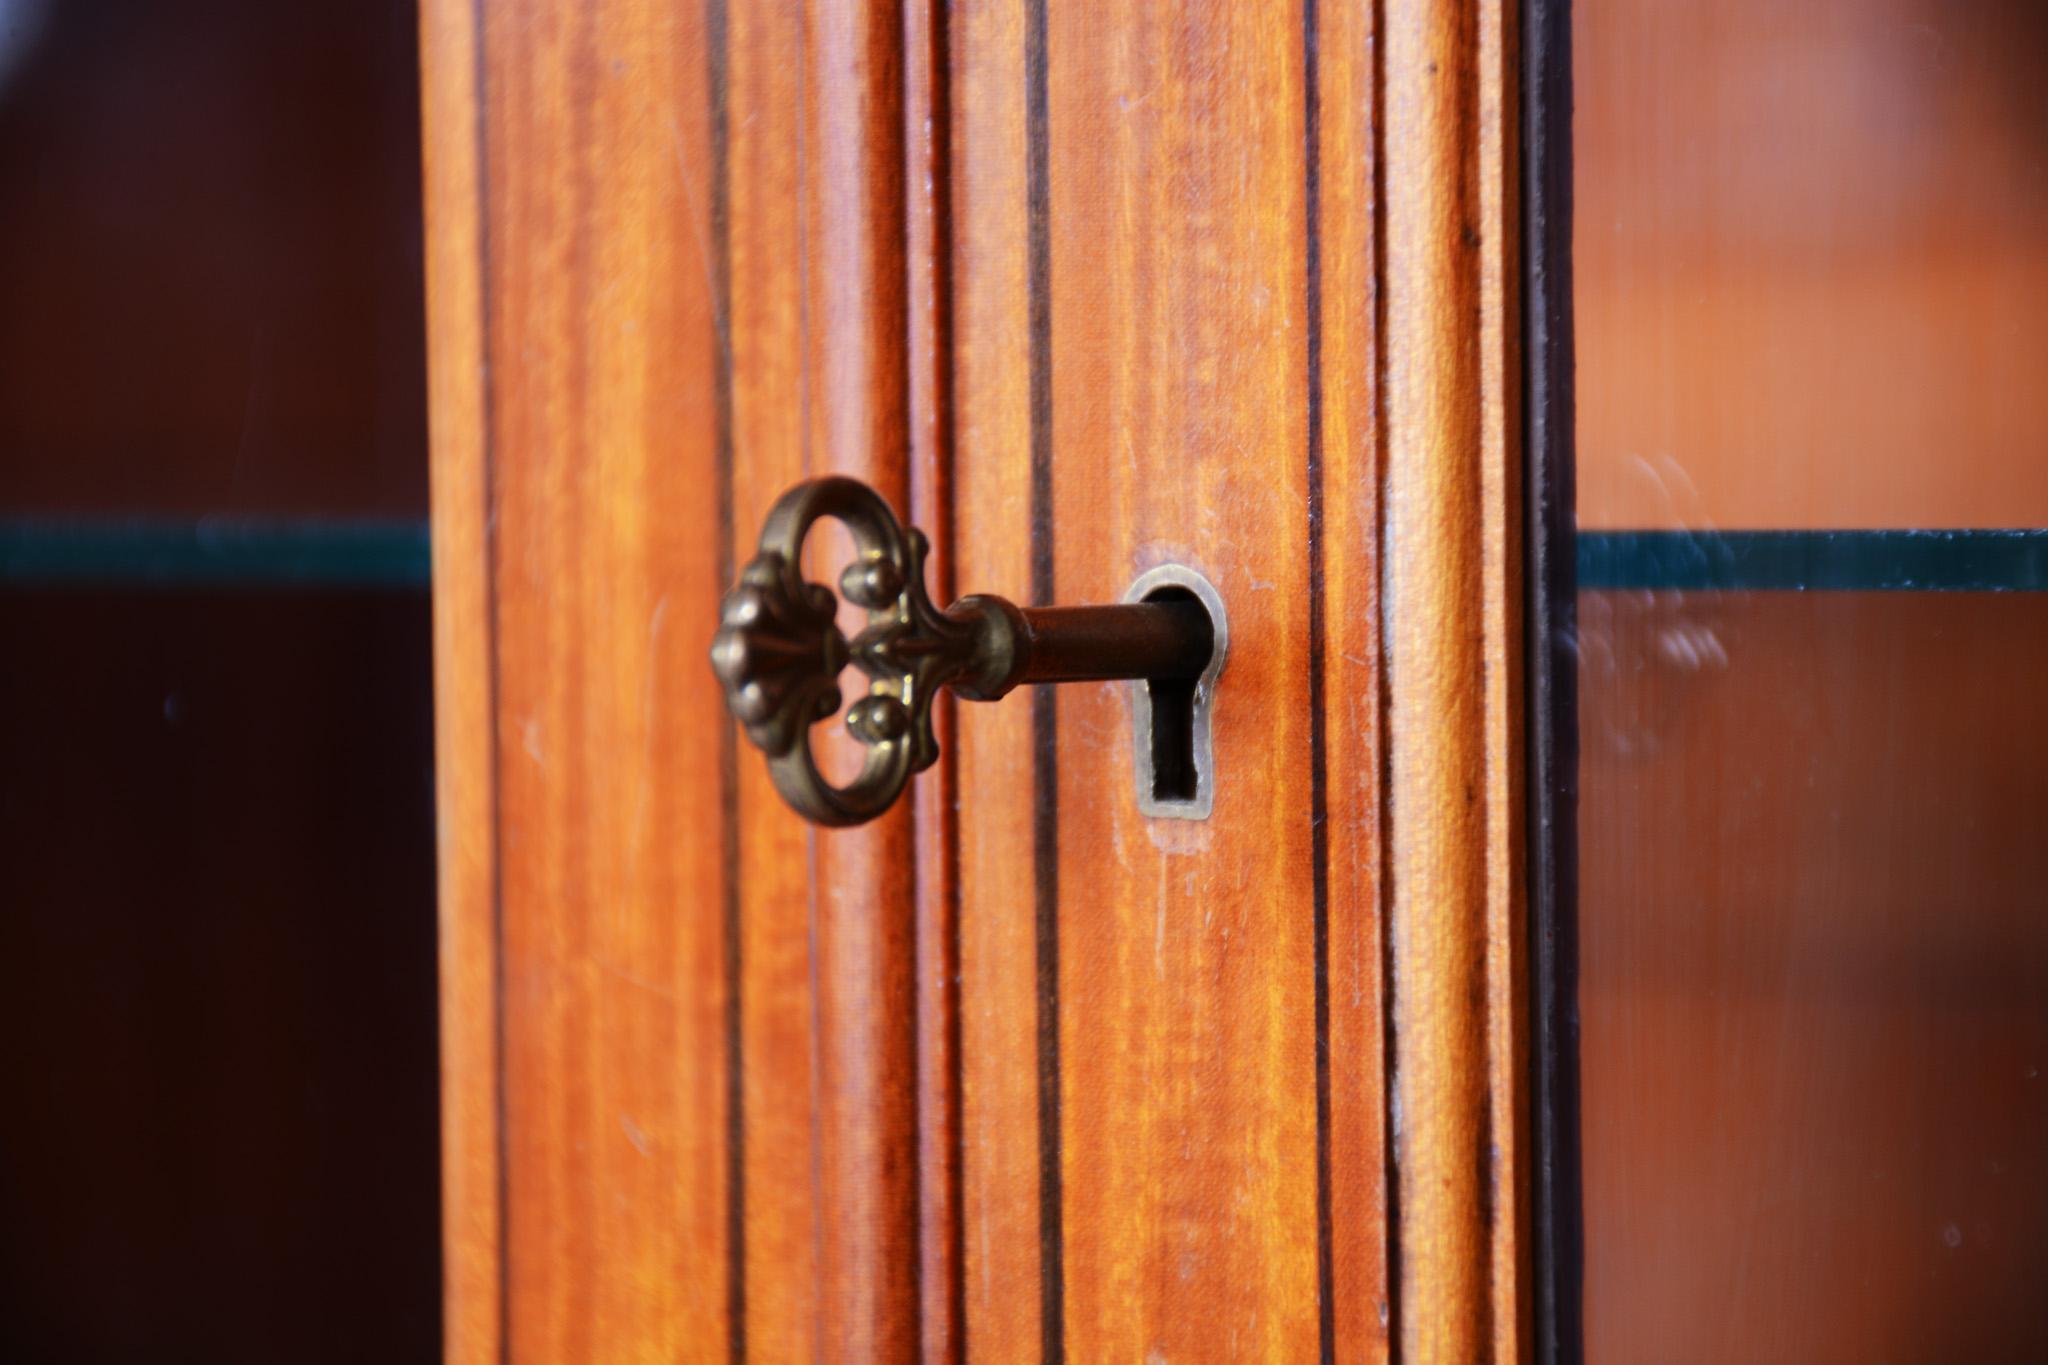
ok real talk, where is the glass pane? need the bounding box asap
[1577,0,2048,533]
[0,0,426,518]
[0,589,439,1358]
[1574,0,2048,1358]
[0,1,436,1356]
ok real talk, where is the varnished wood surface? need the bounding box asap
[429,0,933,1357]
[1315,0,1398,1354]
[725,1,817,1357]
[1381,0,1527,1359]
[1045,3,1319,1357]
[801,1,923,1356]
[904,0,969,1355]
[429,0,1528,1357]
[948,1,1046,1354]
[1475,1,1530,1355]
[949,1,1407,1357]
[420,0,498,1352]
[426,0,733,1357]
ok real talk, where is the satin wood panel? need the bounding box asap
[947,1,1417,1358]
[429,0,1525,1357]
[425,0,930,1356]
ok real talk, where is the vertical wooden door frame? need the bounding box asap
[424,0,1543,1358]
[424,0,958,1357]
[1378,0,1531,1359]
[420,2,494,1353]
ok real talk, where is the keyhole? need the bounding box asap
[1143,587,1202,803]
[1125,565,1226,821]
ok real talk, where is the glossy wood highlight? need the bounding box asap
[904,0,969,1355]
[944,2,1409,1356]
[801,0,923,1355]
[425,0,733,1356]
[420,0,500,1352]
[1381,0,1527,1359]
[949,0,1048,1354]
[1314,0,1398,1353]
[429,0,1536,1354]
[429,0,947,1357]
[725,0,817,1357]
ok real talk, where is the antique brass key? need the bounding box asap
[710,476,1220,826]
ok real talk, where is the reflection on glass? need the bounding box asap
[1575,0,2048,1358]
[1578,591,2048,1360]
[1578,0,2048,533]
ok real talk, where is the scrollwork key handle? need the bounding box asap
[709,476,1216,826]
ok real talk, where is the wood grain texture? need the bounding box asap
[1381,0,1526,1360]
[1477,1,1530,1357]
[420,0,500,1354]
[949,0,1048,1355]
[727,0,817,1357]
[1047,5,1320,1348]
[904,0,968,1356]
[428,0,1534,1354]
[801,0,924,1356]
[496,0,733,1350]
[429,0,942,1357]
[1313,0,1397,1354]
[426,0,734,1357]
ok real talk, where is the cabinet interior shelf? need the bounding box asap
[0,519,430,589]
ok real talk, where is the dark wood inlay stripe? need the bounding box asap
[1522,5,1583,1361]
[1368,0,1402,1348]
[707,0,746,1357]
[1025,0,1063,1356]
[1302,1,1337,1361]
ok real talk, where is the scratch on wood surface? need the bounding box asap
[593,955,680,1005]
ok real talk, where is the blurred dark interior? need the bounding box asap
[0,0,439,1359]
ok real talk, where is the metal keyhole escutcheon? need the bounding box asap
[709,476,1217,826]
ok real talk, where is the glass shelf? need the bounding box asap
[0,519,430,589]
[1578,529,2048,593]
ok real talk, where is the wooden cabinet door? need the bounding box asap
[424,1,1528,1359]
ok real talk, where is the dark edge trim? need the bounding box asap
[468,0,512,1359]
[708,0,746,1359]
[882,2,928,1349]
[1370,0,1402,1349]
[1521,0,1583,1361]
[1577,529,2048,592]
[919,0,971,1356]
[1301,1,1337,1361]
[1025,0,1063,1357]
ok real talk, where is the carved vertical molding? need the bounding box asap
[1381,0,1529,1359]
